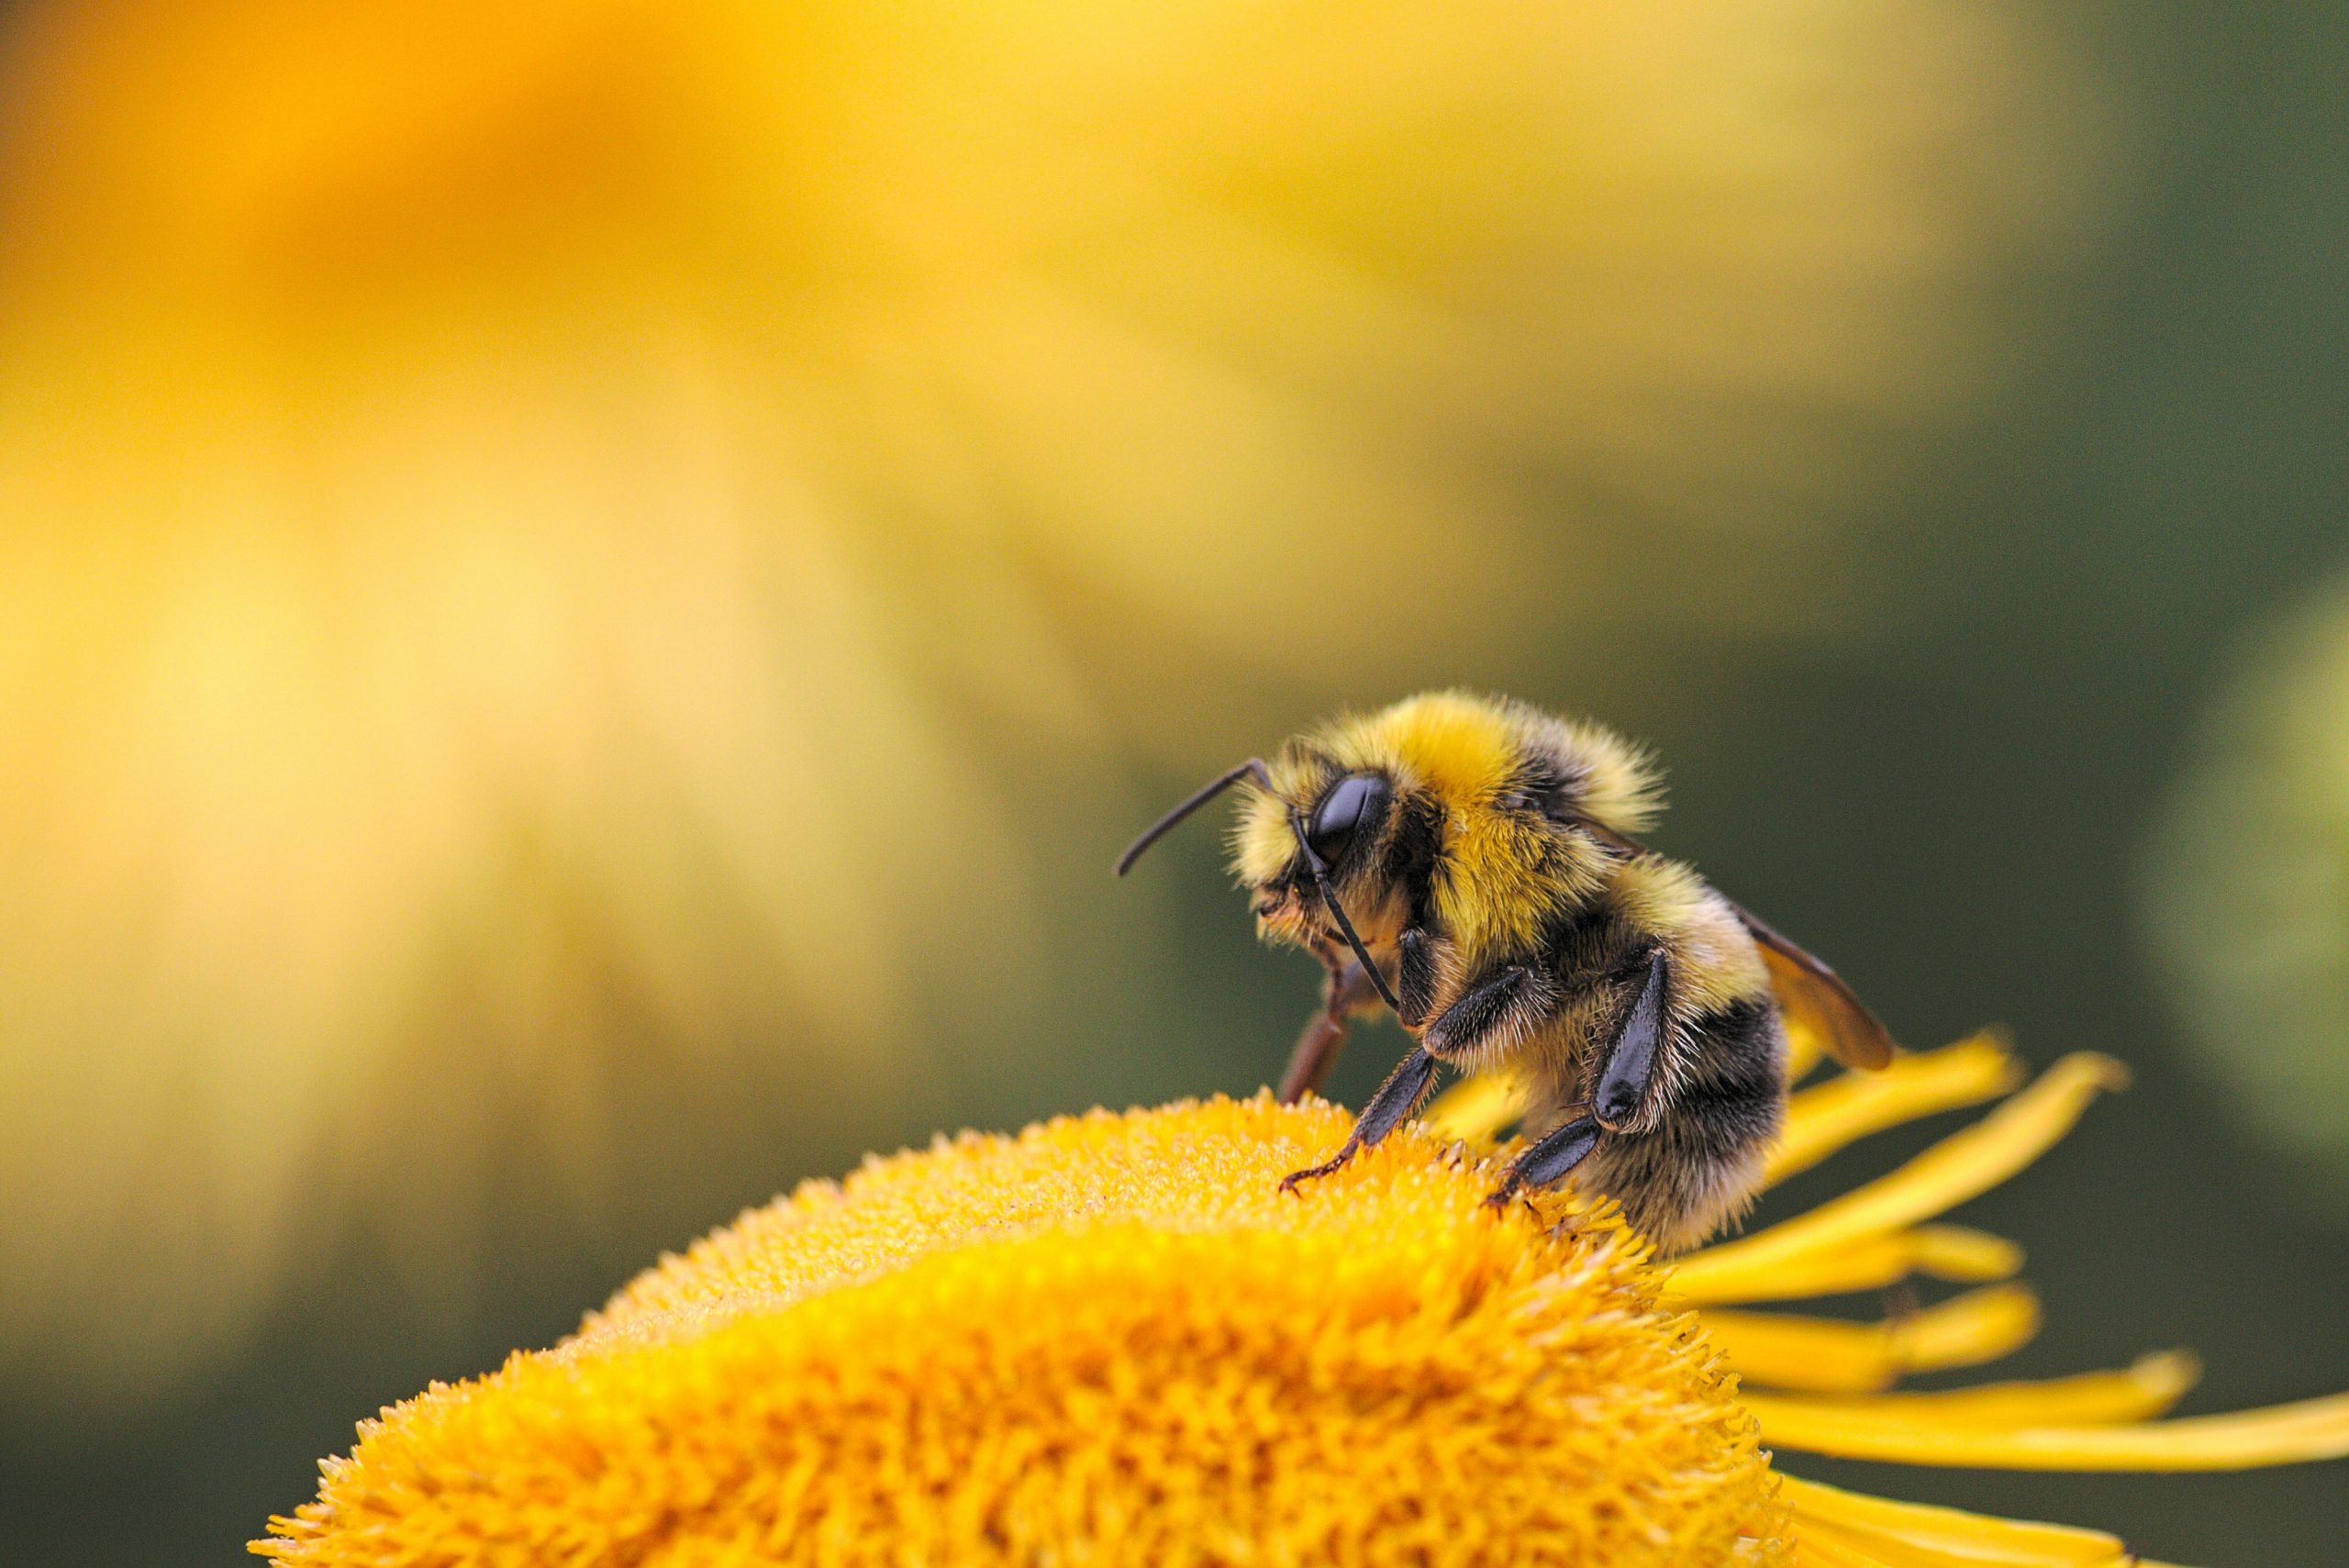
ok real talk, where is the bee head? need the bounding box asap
[1118,694,1665,997]
[1236,752,1421,1013]
[1243,762,1398,903]
[1116,752,1407,1009]
[1297,771,1393,878]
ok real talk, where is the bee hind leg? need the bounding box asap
[1594,951,1671,1131]
[1484,1115,1602,1210]
[1280,1046,1439,1194]
[1485,951,1669,1210]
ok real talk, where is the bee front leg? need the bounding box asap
[1277,953,1387,1104]
[1281,951,1552,1196]
[1279,1046,1439,1194]
[1395,925,1440,1029]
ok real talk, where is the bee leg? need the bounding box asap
[1420,962,1548,1062]
[1484,1115,1602,1209]
[1280,1046,1439,1194]
[1277,957,1387,1104]
[1278,1011,1349,1105]
[1483,952,1667,1209]
[1395,926,1439,1029]
[1593,951,1672,1131]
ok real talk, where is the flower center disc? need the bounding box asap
[261,1096,1786,1566]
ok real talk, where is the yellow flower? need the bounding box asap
[0,0,2107,1407]
[258,1035,2349,1567]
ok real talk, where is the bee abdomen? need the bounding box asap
[1561,995,1787,1252]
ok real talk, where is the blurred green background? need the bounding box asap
[2,2,2346,1563]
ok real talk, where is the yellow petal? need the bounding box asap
[1753,1352,2199,1431]
[1673,1225,2021,1307]
[1421,1068,1526,1147]
[1679,1055,2128,1301]
[1780,1473,2132,1566]
[1769,1033,2023,1187]
[1792,1531,1900,1567]
[1784,1019,1829,1086]
[1749,1388,2349,1470]
[1428,1031,2021,1191]
[1706,1285,2039,1395]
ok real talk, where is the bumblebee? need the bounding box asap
[1117,691,1892,1250]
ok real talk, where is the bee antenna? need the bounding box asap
[1115,758,1274,876]
[1295,825,1404,1013]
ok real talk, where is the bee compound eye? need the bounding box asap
[1307,773,1388,863]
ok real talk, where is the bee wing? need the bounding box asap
[1555,810,1895,1071]
[1732,907,1895,1072]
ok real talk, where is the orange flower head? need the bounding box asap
[259,1038,2349,1566]
[260,1095,1786,1566]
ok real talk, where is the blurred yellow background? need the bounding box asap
[0,3,2343,1564]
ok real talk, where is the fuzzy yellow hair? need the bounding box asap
[1230,692,1664,964]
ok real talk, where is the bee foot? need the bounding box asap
[1279,1152,1353,1195]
